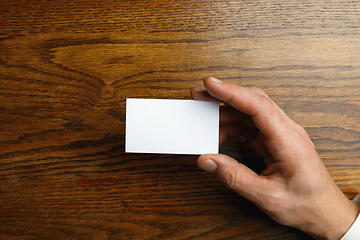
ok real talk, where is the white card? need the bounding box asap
[125,98,219,155]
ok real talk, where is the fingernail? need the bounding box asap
[210,77,222,83]
[194,86,206,91]
[199,159,218,173]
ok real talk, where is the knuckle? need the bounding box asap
[260,200,284,220]
[259,192,285,213]
[264,196,282,210]
[294,123,306,133]
[255,91,276,111]
[294,124,313,144]
[248,86,266,96]
[258,92,272,104]
[221,169,238,191]
[249,87,271,102]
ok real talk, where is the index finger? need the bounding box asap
[203,77,298,155]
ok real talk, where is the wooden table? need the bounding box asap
[1,0,360,239]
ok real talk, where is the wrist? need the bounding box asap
[305,197,360,240]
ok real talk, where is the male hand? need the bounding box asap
[191,77,360,240]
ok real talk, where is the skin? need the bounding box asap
[190,77,360,240]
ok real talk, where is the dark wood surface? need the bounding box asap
[1,0,360,239]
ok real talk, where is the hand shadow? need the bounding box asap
[219,136,267,175]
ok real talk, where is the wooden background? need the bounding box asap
[1,0,360,239]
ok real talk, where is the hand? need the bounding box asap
[191,77,360,240]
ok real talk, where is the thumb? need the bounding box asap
[198,154,267,203]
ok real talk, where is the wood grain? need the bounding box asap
[1,0,359,239]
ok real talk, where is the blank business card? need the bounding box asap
[125,98,219,155]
